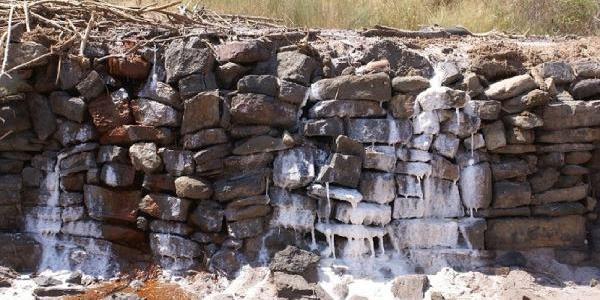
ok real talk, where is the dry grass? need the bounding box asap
[108,0,600,35]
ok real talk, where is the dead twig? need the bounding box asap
[79,12,95,56]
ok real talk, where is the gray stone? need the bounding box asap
[503,111,543,129]
[387,219,458,249]
[491,159,531,181]
[308,100,387,118]
[416,86,467,111]
[391,76,430,94]
[458,218,486,250]
[54,120,97,146]
[535,62,575,84]
[4,42,49,69]
[531,202,586,217]
[303,118,344,137]
[214,170,268,202]
[189,201,224,232]
[160,149,194,176]
[317,154,362,188]
[97,145,129,164]
[460,162,492,210]
[505,126,534,144]
[413,111,439,135]
[502,89,551,114]
[390,275,429,300]
[441,111,481,138]
[142,174,176,193]
[164,39,215,83]
[464,100,501,120]
[227,218,264,239]
[484,74,537,100]
[389,94,417,119]
[131,98,181,127]
[533,184,588,204]
[537,128,600,143]
[237,75,278,96]
[174,176,213,200]
[565,151,592,164]
[49,92,87,123]
[232,134,294,155]
[76,70,105,100]
[359,172,395,204]
[139,193,191,221]
[129,143,162,173]
[395,175,423,198]
[310,73,391,101]
[273,147,315,189]
[432,133,460,159]
[464,133,485,150]
[529,168,560,193]
[395,161,431,178]
[570,79,600,99]
[177,73,217,99]
[276,51,318,86]
[333,135,365,158]
[279,80,308,104]
[364,146,396,172]
[410,134,433,151]
[182,128,228,150]
[224,205,270,221]
[83,185,140,223]
[481,120,506,150]
[26,93,56,141]
[149,233,201,258]
[138,81,181,109]
[231,93,297,128]
[493,181,531,208]
[541,100,600,130]
[100,163,135,187]
[421,177,464,217]
[215,40,271,64]
[347,118,411,144]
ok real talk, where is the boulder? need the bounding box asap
[359,172,396,204]
[347,118,411,144]
[76,70,105,100]
[391,76,430,94]
[533,184,588,204]
[503,111,543,129]
[87,89,133,133]
[413,111,440,135]
[537,128,600,143]
[237,75,279,96]
[224,205,270,221]
[389,94,417,119]
[131,98,181,127]
[232,134,294,155]
[463,100,501,120]
[139,193,191,221]
[213,170,268,202]
[273,147,315,189]
[83,185,140,222]
[100,163,135,187]
[481,120,506,150]
[364,146,396,172]
[174,176,213,200]
[484,74,537,100]
[276,51,318,86]
[308,100,387,118]
[164,39,215,83]
[310,73,391,101]
[129,142,162,173]
[227,217,264,239]
[316,154,362,188]
[270,246,320,282]
[181,91,221,134]
[534,62,575,84]
[486,215,585,249]
[570,78,600,99]
[160,149,194,176]
[231,93,297,128]
[177,73,217,99]
[215,40,271,64]
[432,133,460,159]
[25,93,56,141]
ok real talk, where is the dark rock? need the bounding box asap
[214,170,268,202]
[364,146,396,172]
[174,176,213,200]
[164,39,215,83]
[303,118,344,137]
[100,125,173,145]
[534,62,575,84]
[177,73,217,99]
[138,81,181,109]
[491,159,531,181]
[131,98,181,127]
[84,185,140,223]
[149,233,201,258]
[142,174,176,192]
[389,94,417,119]
[76,70,105,100]
[270,246,320,282]
[33,286,85,297]
[159,149,194,176]
[54,120,97,146]
[359,172,396,204]
[224,205,270,221]
[97,145,129,164]
[458,218,486,250]
[100,163,135,187]
[273,272,317,299]
[541,100,600,130]
[87,89,133,133]
[533,184,588,204]
[481,120,506,150]
[273,147,315,189]
[182,128,229,150]
[310,73,391,101]
[49,92,87,123]
[231,93,297,128]
[390,275,429,300]
[503,111,543,129]
[308,100,387,118]
[139,193,191,221]
[276,51,318,85]
[493,181,531,208]
[464,100,501,120]
[149,220,193,236]
[216,62,249,89]
[529,168,560,193]
[496,251,527,267]
[215,40,271,64]
[33,275,62,287]
[237,75,279,96]
[392,76,430,94]
[416,87,467,111]
[279,80,308,104]
[5,42,49,69]
[189,201,224,232]
[432,133,460,159]
[502,89,551,114]
[209,249,242,279]
[26,93,56,140]
[317,154,362,188]
[232,134,294,155]
[227,217,264,239]
[570,79,600,99]
[531,202,586,217]
[358,40,433,76]
[0,233,41,272]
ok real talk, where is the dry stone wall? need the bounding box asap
[1,34,600,275]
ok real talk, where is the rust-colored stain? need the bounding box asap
[108,55,151,80]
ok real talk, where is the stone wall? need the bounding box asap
[1,34,599,275]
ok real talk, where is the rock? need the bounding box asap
[481,120,506,150]
[49,92,87,123]
[570,79,600,99]
[182,128,228,150]
[333,135,365,158]
[223,153,273,174]
[307,184,363,207]
[392,76,430,94]
[97,145,129,164]
[395,174,423,198]
[493,181,531,208]
[486,215,585,249]
[308,100,387,118]
[209,249,242,278]
[464,100,501,120]
[364,146,396,172]
[88,89,133,133]
[347,118,411,144]
[390,275,429,300]
[100,163,135,187]
[358,40,433,76]
[160,149,194,176]
[231,93,297,128]
[535,62,575,84]
[532,202,586,217]
[215,40,271,64]
[131,98,181,127]
[149,220,193,236]
[565,151,592,164]
[537,128,600,143]
[164,39,215,83]
[189,201,224,232]
[310,73,391,101]
[174,176,212,200]
[273,147,315,189]
[505,126,534,144]
[224,204,270,221]
[177,73,217,99]
[55,121,97,146]
[303,118,344,137]
[533,184,588,204]
[214,170,268,202]
[460,162,492,210]
[387,219,458,249]
[33,275,62,287]
[138,81,181,109]
[389,94,417,119]
[410,134,433,151]
[491,159,531,181]
[421,177,464,217]
[503,111,543,129]
[272,271,316,299]
[573,59,600,78]
[441,111,481,138]
[26,93,56,140]
[180,91,221,134]
[76,70,105,100]
[484,74,537,100]
[416,87,467,111]
[413,111,440,135]
[529,168,560,193]
[83,185,140,222]
[359,172,395,204]
[464,133,485,150]
[279,80,309,104]
[232,134,294,155]
[317,154,362,188]
[5,42,49,69]
[227,217,264,239]
[561,165,589,176]
[395,161,432,178]
[237,75,279,96]
[276,51,318,85]
[0,266,17,287]
[150,233,201,258]
[139,193,191,221]
[432,133,460,159]
[335,202,391,226]
[100,125,174,145]
[33,286,85,297]
[459,218,486,249]
[502,89,551,114]
[270,246,320,282]
[143,174,176,193]
[230,125,271,139]
[541,100,600,130]
[129,143,162,173]
[537,143,595,153]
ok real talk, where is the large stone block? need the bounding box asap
[459,162,492,210]
[493,181,531,208]
[486,215,585,249]
[164,39,215,83]
[231,93,297,128]
[83,185,140,223]
[310,73,391,101]
[387,219,459,249]
[484,74,537,100]
[139,193,191,222]
[273,147,315,189]
[180,91,221,134]
[359,172,396,204]
[541,100,600,130]
[308,100,386,118]
[347,118,411,144]
[316,154,362,188]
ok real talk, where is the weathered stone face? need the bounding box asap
[164,39,215,84]
[310,73,391,101]
[139,193,191,222]
[180,91,221,134]
[230,93,297,128]
[83,185,140,223]
[273,147,315,190]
